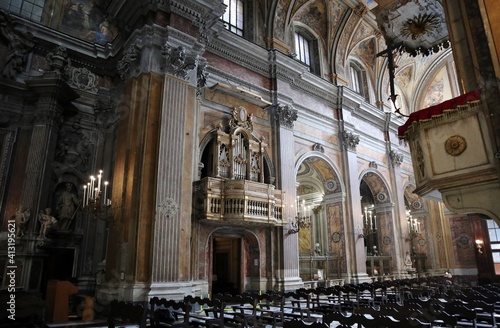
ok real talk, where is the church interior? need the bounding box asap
[1,0,500,326]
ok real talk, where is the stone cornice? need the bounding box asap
[109,0,225,43]
[271,51,339,107]
[207,30,270,77]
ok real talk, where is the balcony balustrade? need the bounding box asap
[194,177,285,227]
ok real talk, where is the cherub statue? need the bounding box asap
[38,208,57,240]
[13,206,30,237]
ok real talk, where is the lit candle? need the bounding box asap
[90,176,95,198]
[83,185,87,207]
[98,170,102,193]
[87,182,91,203]
[104,181,108,205]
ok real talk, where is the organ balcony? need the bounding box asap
[194,177,285,227]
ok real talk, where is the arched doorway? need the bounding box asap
[205,227,262,295]
[295,155,345,285]
[359,171,395,278]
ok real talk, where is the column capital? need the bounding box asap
[273,104,298,130]
[341,131,360,151]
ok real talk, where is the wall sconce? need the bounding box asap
[475,239,483,254]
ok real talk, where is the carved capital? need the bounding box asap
[163,42,197,79]
[274,104,298,129]
[117,43,140,80]
[389,150,404,167]
[341,131,360,151]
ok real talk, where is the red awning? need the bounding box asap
[398,90,481,138]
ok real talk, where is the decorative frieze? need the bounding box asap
[341,131,360,151]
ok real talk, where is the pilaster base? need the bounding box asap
[148,281,209,300]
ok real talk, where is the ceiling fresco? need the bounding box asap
[373,0,449,56]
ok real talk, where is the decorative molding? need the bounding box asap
[341,131,360,151]
[325,179,338,193]
[67,67,99,93]
[208,31,269,77]
[274,104,298,130]
[312,143,324,153]
[229,106,253,132]
[157,197,179,219]
[445,135,467,156]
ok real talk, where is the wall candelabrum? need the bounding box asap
[406,210,420,241]
[357,205,377,238]
[287,199,312,235]
[82,170,111,219]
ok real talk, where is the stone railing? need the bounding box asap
[194,177,285,227]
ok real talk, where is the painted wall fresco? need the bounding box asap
[421,66,453,109]
[5,0,117,45]
[59,0,116,44]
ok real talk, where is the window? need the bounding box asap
[294,30,320,75]
[222,0,243,36]
[350,62,369,100]
[0,0,44,22]
[487,220,500,274]
[294,33,311,66]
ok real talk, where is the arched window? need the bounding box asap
[294,29,320,76]
[350,61,369,101]
[222,0,244,36]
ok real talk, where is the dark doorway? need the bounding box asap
[40,248,76,298]
[212,237,241,295]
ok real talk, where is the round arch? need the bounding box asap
[202,226,263,294]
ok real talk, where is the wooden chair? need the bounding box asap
[184,296,225,327]
[107,300,147,328]
[283,318,329,328]
[149,297,190,327]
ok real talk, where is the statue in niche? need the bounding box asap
[38,208,57,240]
[404,251,413,268]
[56,182,79,231]
[13,207,30,237]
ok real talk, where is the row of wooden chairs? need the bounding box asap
[106,281,500,327]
